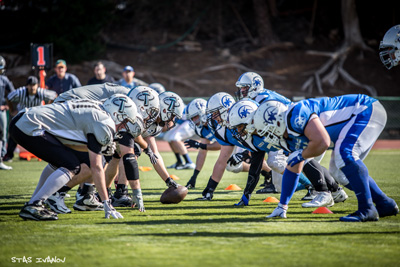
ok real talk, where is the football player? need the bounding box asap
[10,94,136,220]
[254,96,398,221]
[379,25,400,69]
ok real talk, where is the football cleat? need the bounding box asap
[256,184,278,194]
[195,192,213,201]
[266,203,287,219]
[167,162,182,169]
[176,162,196,170]
[301,188,317,201]
[376,198,399,218]
[331,187,348,203]
[339,208,379,222]
[73,193,104,211]
[112,188,133,207]
[301,191,334,208]
[45,192,71,214]
[0,162,12,170]
[19,200,58,221]
[185,183,195,189]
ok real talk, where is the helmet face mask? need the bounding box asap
[159,91,184,130]
[227,99,259,142]
[206,92,235,129]
[0,56,6,75]
[235,72,264,100]
[379,25,400,69]
[103,94,138,134]
[187,98,207,131]
[127,86,160,128]
[253,100,288,145]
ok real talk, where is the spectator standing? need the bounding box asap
[87,61,115,85]
[117,66,137,89]
[45,59,81,95]
[0,55,14,170]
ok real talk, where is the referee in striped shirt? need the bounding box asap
[3,76,57,162]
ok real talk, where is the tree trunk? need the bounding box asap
[252,0,277,45]
[341,0,370,50]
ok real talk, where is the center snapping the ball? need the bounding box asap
[160,185,188,204]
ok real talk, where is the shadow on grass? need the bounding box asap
[121,230,400,238]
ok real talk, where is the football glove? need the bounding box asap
[165,177,179,189]
[184,139,207,150]
[144,145,158,164]
[132,189,145,212]
[227,151,251,166]
[101,142,116,156]
[287,150,305,167]
[103,199,123,219]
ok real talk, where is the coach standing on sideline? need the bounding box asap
[45,59,81,95]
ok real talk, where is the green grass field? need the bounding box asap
[0,150,399,267]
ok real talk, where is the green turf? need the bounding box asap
[0,150,399,267]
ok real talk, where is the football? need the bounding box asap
[160,185,188,204]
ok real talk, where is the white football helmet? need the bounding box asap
[0,56,6,75]
[103,94,138,133]
[187,98,207,130]
[127,86,160,128]
[253,100,288,145]
[379,25,400,69]
[149,83,166,94]
[235,72,264,100]
[206,92,235,128]
[227,99,259,141]
[159,91,184,130]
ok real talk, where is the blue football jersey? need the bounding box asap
[255,89,292,105]
[286,94,377,143]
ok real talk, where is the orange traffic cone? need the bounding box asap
[138,166,152,172]
[225,184,242,190]
[312,207,333,214]
[263,196,279,203]
[19,151,41,161]
[170,174,180,180]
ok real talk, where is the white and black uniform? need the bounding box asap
[10,100,115,173]
[54,82,129,103]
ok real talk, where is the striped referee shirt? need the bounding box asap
[7,86,57,109]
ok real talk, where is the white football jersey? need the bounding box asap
[16,100,116,147]
[54,82,129,103]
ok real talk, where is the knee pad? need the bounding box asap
[123,153,139,180]
[225,162,243,173]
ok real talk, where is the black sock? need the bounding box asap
[187,169,200,186]
[58,185,71,193]
[202,177,219,196]
[261,170,272,183]
[116,184,127,191]
[175,153,183,165]
[183,153,193,164]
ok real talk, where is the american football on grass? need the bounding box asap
[160,185,188,204]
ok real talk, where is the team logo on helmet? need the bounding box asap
[112,96,132,112]
[252,76,262,88]
[294,115,306,129]
[137,91,155,106]
[221,95,233,108]
[163,96,179,111]
[238,105,252,119]
[195,101,205,110]
[263,106,277,124]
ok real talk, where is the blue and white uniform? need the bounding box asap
[285,94,385,185]
[255,89,291,105]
